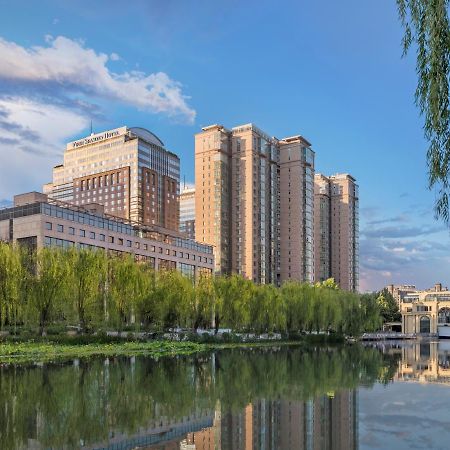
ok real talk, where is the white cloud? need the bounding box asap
[0,35,196,123]
[0,97,88,199]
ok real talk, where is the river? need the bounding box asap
[1,340,450,449]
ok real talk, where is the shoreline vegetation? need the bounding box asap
[0,244,385,339]
[0,333,347,365]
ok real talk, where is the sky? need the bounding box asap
[0,0,448,291]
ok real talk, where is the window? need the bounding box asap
[126,240,132,248]
[89,231,95,239]
[68,227,75,235]
[57,224,64,233]
[79,229,85,237]
[99,234,105,241]
[118,238,123,245]
[109,236,114,244]
[45,222,52,230]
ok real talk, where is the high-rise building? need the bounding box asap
[195,124,279,283]
[195,125,232,275]
[314,173,359,291]
[230,124,279,284]
[179,187,196,239]
[195,123,316,285]
[44,126,180,231]
[279,136,315,283]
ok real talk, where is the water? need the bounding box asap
[1,341,449,450]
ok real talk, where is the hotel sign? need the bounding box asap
[70,127,127,149]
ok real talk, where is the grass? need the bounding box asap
[0,341,208,364]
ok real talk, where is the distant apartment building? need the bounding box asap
[44,126,180,231]
[195,123,315,284]
[179,187,196,239]
[0,192,213,278]
[386,284,417,306]
[314,173,359,291]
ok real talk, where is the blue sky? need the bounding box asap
[0,0,448,291]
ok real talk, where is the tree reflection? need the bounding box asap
[0,345,398,449]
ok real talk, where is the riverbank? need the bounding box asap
[0,335,344,365]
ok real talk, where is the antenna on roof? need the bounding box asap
[90,120,93,136]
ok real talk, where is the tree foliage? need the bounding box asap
[397,0,450,222]
[0,242,383,336]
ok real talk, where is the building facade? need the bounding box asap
[195,123,316,285]
[279,136,315,283]
[314,173,359,291]
[400,283,450,336]
[44,126,180,231]
[179,187,196,239]
[386,284,418,306]
[0,192,213,278]
[195,125,232,275]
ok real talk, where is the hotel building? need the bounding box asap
[314,173,359,291]
[179,187,196,239]
[195,123,315,285]
[44,126,180,231]
[0,192,214,278]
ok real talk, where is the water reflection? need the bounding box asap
[394,340,450,383]
[0,345,400,449]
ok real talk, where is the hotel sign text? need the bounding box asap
[71,129,123,149]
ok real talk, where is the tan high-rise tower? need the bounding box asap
[195,125,232,275]
[314,173,359,291]
[195,123,317,285]
[279,136,315,283]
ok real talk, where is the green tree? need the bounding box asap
[108,254,142,329]
[397,0,450,221]
[0,242,25,329]
[281,281,314,333]
[191,274,214,331]
[156,269,193,330]
[68,249,107,332]
[250,284,286,333]
[377,288,401,322]
[30,248,71,335]
[360,293,383,331]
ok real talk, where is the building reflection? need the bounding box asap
[138,391,358,450]
[395,340,450,384]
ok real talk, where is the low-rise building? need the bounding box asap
[0,192,214,279]
[400,283,450,336]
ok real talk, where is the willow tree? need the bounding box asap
[67,248,107,332]
[190,274,215,331]
[0,243,25,329]
[30,248,71,335]
[397,0,450,221]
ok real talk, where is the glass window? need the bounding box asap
[89,231,95,239]
[57,224,63,233]
[45,222,52,230]
[79,229,85,237]
[99,234,105,241]
[68,227,75,235]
